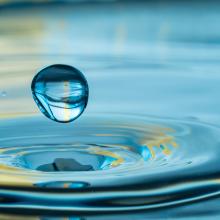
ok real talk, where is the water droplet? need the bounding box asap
[31,64,89,123]
[0,91,6,97]
[35,181,90,189]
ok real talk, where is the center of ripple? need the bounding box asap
[0,143,136,173]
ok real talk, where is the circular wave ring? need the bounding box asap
[0,114,220,213]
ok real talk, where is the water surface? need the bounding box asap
[1,1,220,219]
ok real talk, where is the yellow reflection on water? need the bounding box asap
[0,214,39,220]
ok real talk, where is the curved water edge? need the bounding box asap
[0,114,220,214]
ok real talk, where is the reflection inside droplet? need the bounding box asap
[36,181,90,189]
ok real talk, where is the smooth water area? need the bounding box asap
[1,1,220,219]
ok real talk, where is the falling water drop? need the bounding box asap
[31,64,89,123]
[0,91,6,97]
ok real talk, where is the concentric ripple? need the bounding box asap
[0,114,220,214]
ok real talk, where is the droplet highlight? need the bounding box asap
[31,64,89,123]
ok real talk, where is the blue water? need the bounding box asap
[31,64,88,123]
[1,1,220,219]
